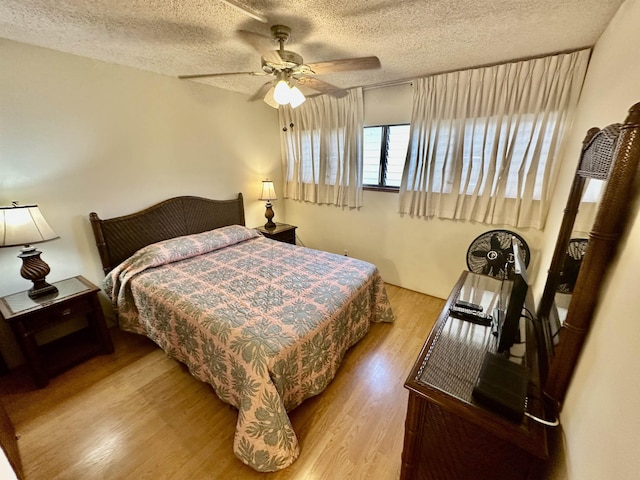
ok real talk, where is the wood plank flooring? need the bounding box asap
[0,284,444,480]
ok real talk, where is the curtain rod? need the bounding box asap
[361,46,592,92]
[363,79,413,91]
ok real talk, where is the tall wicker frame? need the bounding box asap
[539,102,640,413]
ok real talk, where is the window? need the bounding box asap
[436,113,558,200]
[363,124,410,188]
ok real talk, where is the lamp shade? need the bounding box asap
[259,181,277,201]
[263,73,306,109]
[0,204,59,247]
[263,85,280,109]
[273,79,291,105]
[289,86,306,108]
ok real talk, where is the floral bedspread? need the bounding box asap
[103,225,394,472]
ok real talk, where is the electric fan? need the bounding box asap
[556,238,588,293]
[466,230,530,280]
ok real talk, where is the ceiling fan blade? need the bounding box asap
[305,56,381,75]
[248,81,274,102]
[236,30,282,65]
[218,0,268,23]
[295,75,348,98]
[178,71,264,80]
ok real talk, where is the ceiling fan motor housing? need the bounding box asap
[262,50,304,73]
[271,24,292,43]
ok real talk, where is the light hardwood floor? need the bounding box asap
[0,284,444,480]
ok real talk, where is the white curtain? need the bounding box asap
[399,49,590,229]
[280,88,364,208]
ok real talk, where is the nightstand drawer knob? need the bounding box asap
[61,308,72,316]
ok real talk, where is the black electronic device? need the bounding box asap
[495,240,529,353]
[472,352,529,422]
[454,300,483,312]
[449,306,493,326]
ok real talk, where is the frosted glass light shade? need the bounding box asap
[289,86,306,108]
[263,77,306,109]
[273,80,291,105]
[263,86,280,109]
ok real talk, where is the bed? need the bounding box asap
[89,194,394,472]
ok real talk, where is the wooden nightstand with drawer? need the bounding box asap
[0,275,114,387]
[254,223,297,245]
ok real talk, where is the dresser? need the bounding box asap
[401,271,547,480]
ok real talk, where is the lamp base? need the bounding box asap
[18,247,59,299]
[264,202,276,229]
[28,281,59,299]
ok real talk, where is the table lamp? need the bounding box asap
[0,202,59,298]
[259,180,277,229]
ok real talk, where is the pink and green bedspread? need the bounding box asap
[103,225,394,472]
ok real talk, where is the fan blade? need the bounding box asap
[248,81,274,102]
[305,56,381,75]
[295,75,348,98]
[218,0,268,23]
[489,234,502,251]
[178,71,264,80]
[236,30,282,65]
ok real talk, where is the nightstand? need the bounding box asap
[255,223,297,244]
[0,275,114,387]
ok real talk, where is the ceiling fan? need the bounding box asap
[178,24,381,109]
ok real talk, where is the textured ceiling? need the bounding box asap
[0,0,625,99]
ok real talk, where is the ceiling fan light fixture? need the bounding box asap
[179,24,382,104]
[289,85,306,108]
[263,85,280,109]
[273,79,292,105]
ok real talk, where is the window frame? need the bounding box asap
[363,123,409,192]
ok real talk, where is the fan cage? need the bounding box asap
[556,238,588,294]
[466,230,530,280]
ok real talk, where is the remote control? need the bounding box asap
[454,300,483,312]
[449,306,493,326]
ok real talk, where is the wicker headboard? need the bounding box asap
[89,193,245,274]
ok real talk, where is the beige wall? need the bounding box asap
[0,39,281,365]
[541,0,640,478]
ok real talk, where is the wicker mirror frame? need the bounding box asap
[538,102,640,414]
